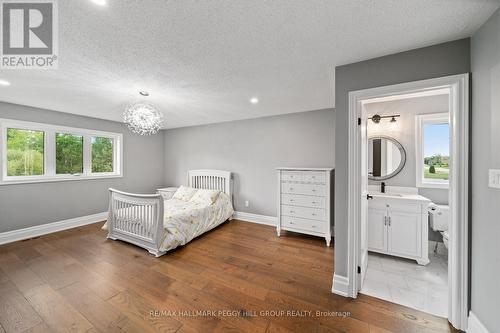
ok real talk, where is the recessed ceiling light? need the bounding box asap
[90,0,107,6]
[139,91,149,96]
[250,97,259,104]
[0,80,11,86]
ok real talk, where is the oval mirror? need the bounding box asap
[368,136,406,180]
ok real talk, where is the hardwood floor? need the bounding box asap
[0,220,459,333]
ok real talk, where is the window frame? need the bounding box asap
[415,112,450,189]
[0,119,123,185]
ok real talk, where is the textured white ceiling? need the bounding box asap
[0,0,498,128]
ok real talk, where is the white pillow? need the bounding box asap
[190,189,220,205]
[172,186,198,201]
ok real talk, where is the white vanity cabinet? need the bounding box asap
[276,168,334,246]
[368,194,430,265]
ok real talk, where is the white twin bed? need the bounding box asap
[104,170,234,257]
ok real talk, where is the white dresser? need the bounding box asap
[276,168,334,246]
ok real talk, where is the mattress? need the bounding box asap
[158,192,234,251]
[102,192,234,252]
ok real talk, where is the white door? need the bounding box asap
[359,112,369,289]
[368,207,388,253]
[388,211,422,258]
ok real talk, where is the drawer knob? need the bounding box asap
[290,188,294,190]
[290,221,294,225]
[312,201,316,204]
[290,211,295,214]
[312,225,316,228]
[312,213,316,216]
[290,199,294,202]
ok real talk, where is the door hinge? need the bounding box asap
[357,266,361,274]
[358,118,361,125]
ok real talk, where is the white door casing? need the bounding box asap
[359,109,369,286]
[335,73,469,331]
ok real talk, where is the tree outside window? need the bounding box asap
[92,137,114,173]
[7,128,44,176]
[56,133,83,174]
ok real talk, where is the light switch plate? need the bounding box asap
[488,169,500,189]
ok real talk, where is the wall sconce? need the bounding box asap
[369,114,400,124]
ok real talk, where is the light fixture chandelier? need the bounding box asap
[123,92,164,135]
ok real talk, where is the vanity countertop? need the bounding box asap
[367,186,431,203]
[369,191,431,202]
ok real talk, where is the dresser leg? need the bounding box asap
[277,227,281,237]
[325,236,331,247]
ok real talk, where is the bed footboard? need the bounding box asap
[107,188,165,257]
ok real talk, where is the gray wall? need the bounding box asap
[334,39,471,278]
[471,9,500,333]
[163,109,335,216]
[365,94,449,205]
[0,102,165,233]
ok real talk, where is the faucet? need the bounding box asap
[381,182,386,193]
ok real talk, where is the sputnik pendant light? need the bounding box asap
[123,92,164,135]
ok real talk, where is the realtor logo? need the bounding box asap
[0,0,58,69]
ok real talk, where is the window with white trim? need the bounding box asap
[415,113,450,189]
[0,119,122,184]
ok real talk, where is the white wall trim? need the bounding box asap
[233,211,277,226]
[0,212,107,245]
[345,74,469,330]
[331,274,350,297]
[467,312,490,333]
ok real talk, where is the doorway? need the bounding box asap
[361,91,450,318]
[345,74,469,330]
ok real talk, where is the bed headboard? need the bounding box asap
[188,169,232,199]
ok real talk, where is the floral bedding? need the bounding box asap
[158,192,233,251]
[103,192,234,252]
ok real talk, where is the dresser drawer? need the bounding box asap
[302,171,326,183]
[282,216,324,233]
[281,194,325,209]
[281,205,326,221]
[281,183,326,196]
[281,171,303,181]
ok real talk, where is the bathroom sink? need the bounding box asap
[370,192,403,197]
[367,186,431,202]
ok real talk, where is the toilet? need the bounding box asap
[428,203,450,249]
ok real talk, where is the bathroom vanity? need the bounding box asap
[367,186,431,265]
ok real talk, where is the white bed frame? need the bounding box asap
[107,169,233,257]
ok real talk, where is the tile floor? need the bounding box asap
[360,244,448,317]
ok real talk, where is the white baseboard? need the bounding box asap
[467,312,490,333]
[233,211,277,226]
[332,273,350,297]
[0,212,108,245]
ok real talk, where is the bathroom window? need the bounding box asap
[415,113,450,188]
